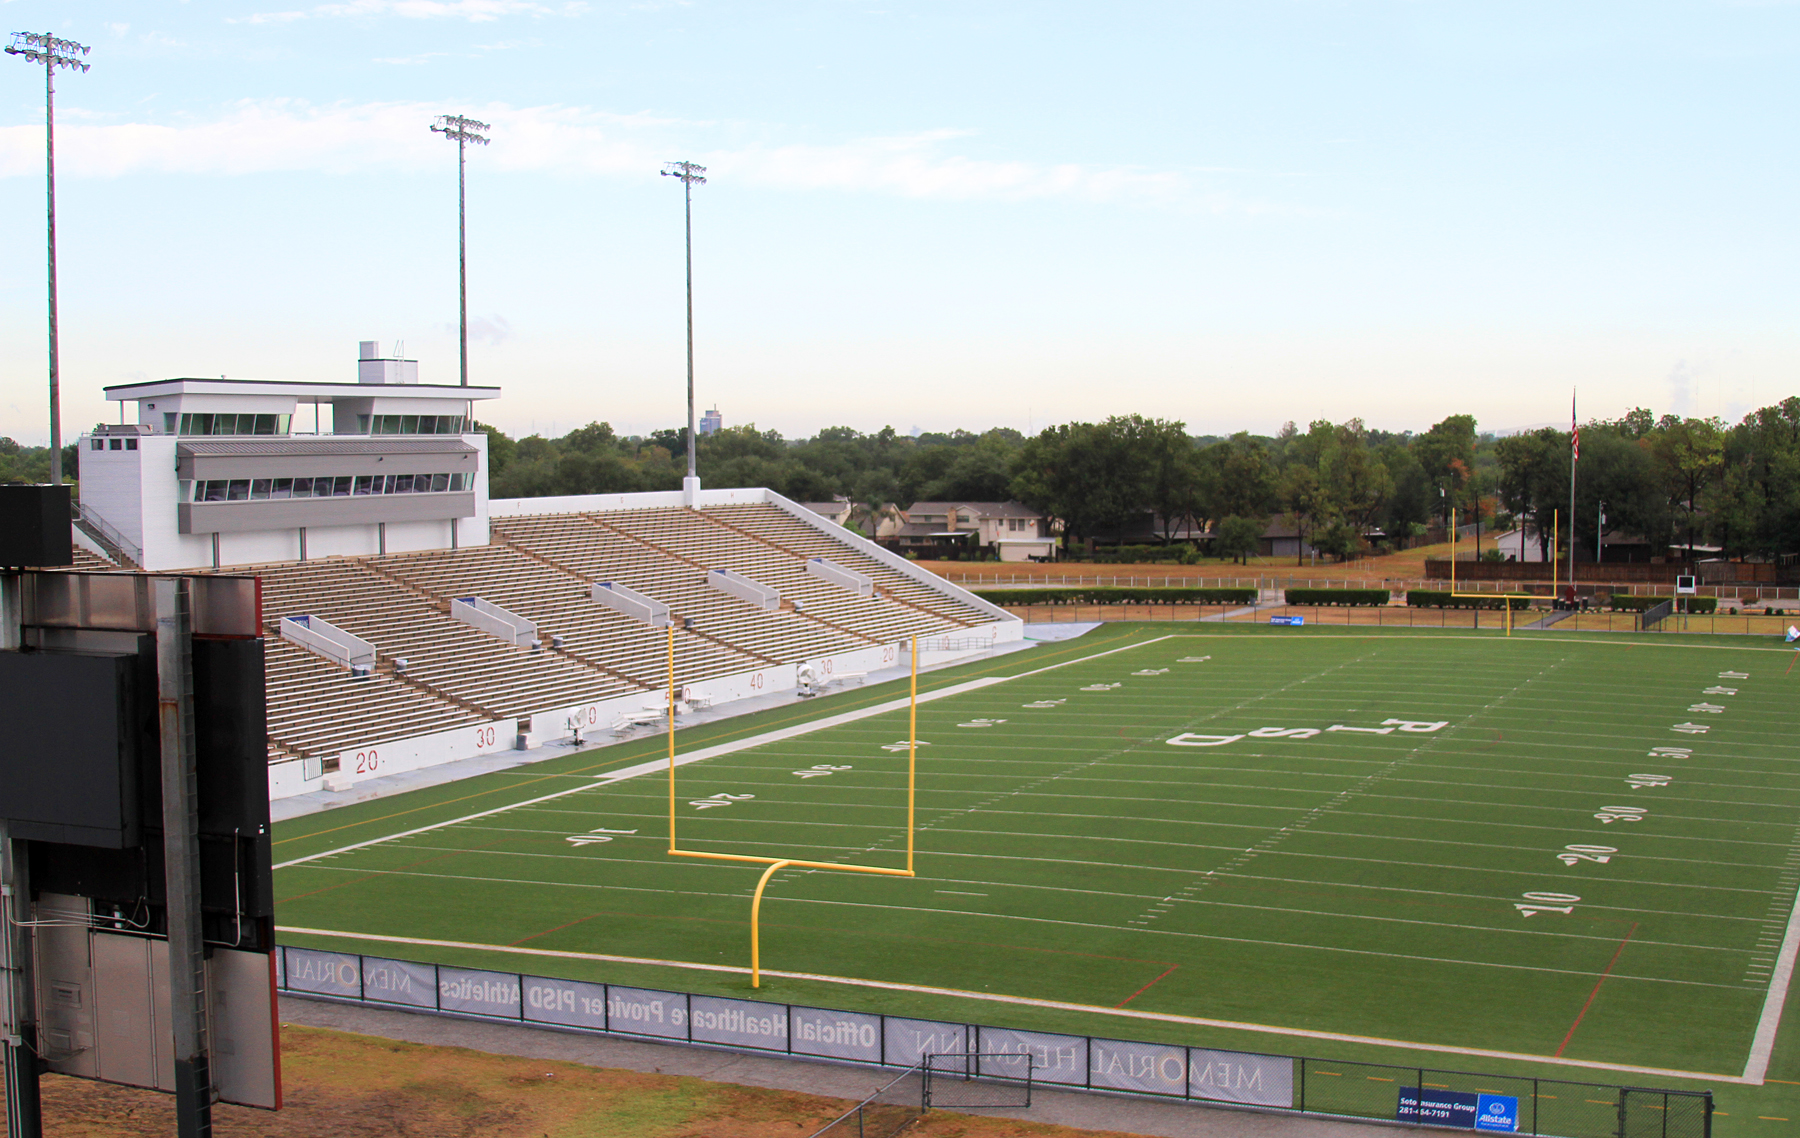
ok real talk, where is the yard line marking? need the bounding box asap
[276,925,1753,1084]
[1556,922,1638,1057]
[1744,883,1800,1083]
[276,636,1175,870]
[285,864,1754,990]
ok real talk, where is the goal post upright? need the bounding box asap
[1449,508,1533,637]
[664,630,921,986]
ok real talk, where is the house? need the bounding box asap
[886,501,1056,561]
[800,498,854,528]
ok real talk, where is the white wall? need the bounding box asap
[76,436,151,555]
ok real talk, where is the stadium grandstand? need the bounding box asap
[66,351,1018,800]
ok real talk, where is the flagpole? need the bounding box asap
[1567,389,1578,606]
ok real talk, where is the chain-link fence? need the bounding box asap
[1295,1058,1710,1137]
[923,1052,1033,1110]
[807,1065,924,1138]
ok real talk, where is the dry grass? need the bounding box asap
[41,1026,1149,1138]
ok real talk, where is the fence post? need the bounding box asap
[1298,1056,1305,1114]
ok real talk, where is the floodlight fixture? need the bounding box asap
[7,32,91,486]
[660,161,706,482]
[431,114,492,388]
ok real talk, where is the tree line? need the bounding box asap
[477,398,1800,563]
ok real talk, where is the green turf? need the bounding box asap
[274,624,1800,1130]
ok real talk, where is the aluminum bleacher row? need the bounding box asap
[250,502,993,766]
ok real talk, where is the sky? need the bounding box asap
[0,2,1796,445]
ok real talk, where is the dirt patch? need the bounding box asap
[40,1025,1145,1138]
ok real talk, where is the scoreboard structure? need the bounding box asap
[1,487,276,1138]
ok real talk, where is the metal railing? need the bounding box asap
[70,501,143,568]
[275,945,1712,1137]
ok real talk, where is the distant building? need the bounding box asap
[699,408,722,436]
[887,501,1055,561]
[81,341,498,570]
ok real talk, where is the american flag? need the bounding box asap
[1571,393,1579,460]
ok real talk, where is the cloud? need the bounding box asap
[0,98,1245,209]
[467,315,513,344]
[235,0,585,24]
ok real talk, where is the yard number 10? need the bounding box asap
[1516,891,1581,918]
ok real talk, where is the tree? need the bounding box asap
[1214,515,1263,564]
[1494,428,1567,561]
[1010,419,1151,548]
[1653,417,1725,559]
[1276,463,1333,565]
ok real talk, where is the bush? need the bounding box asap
[976,587,1258,606]
[1406,590,1532,611]
[1284,589,1390,607]
[1608,595,1718,614]
[1091,544,1193,565]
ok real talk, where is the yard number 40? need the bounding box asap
[1516,891,1581,918]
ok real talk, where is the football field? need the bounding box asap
[274,625,1800,1097]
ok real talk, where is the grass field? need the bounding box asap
[273,624,1800,1130]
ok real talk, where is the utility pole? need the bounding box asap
[6,33,89,486]
[661,161,706,502]
[1597,499,1606,564]
[1568,391,1579,605]
[430,114,490,388]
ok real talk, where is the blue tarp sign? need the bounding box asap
[1269,615,1304,626]
[1476,1094,1520,1132]
[1398,1088,1519,1131]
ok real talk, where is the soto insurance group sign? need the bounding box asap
[1398,1087,1520,1132]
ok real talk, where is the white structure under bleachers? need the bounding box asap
[591,581,671,627]
[807,556,874,598]
[707,567,781,611]
[279,614,376,669]
[451,596,538,647]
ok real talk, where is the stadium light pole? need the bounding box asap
[430,114,490,388]
[7,32,89,487]
[661,160,706,498]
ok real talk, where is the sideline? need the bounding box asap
[277,926,1749,1087]
[275,635,1169,871]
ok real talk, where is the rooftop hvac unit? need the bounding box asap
[591,581,670,628]
[451,596,539,647]
[707,568,780,611]
[806,557,874,598]
[280,614,377,670]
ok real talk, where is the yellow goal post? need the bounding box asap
[662,627,919,986]
[1447,508,1539,636]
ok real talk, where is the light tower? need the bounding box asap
[661,160,706,500]
[430,113,490,388]
[7,32,90,486]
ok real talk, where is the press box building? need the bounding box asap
[80,342,496,571]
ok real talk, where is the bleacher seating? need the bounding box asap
[263,636,485,760]
[217,500,998,770]
[701,503,991,626]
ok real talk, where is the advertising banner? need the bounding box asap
[976,1027,1086,1086]
[605,986,689,1040]
[522,976,610,1031]
[1399,1087,1519,1131]
[437,967,521,1018]
[361,957,436,1009]
[689,996,789,1050]
[282,948,362,998]
[1088,1038,1188,1096]
[883,1017,967,1065]
[1187,1048,1293,1108]
[791,1006,883,1063]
